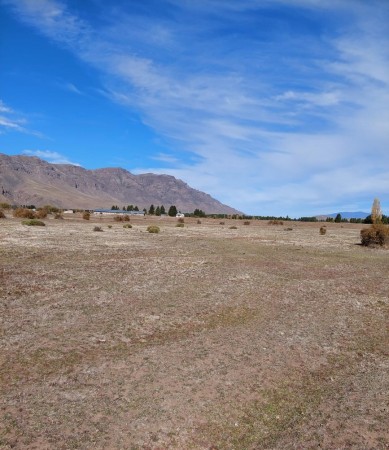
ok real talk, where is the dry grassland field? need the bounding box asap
[1,214,388,449]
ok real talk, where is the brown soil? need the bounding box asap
[1,215,388,449]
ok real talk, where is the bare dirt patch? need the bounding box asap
[1,216,388,449]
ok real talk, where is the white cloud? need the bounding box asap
[22,149,80,166]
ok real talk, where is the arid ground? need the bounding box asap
[1,214,388,449]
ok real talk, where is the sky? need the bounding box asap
[1,0,388,217]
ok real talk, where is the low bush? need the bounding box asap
[114,215,124,222]
[229,225,237,229]
[0,210,6,219]
[123,224,132,229]
[83,212,90,220]
[219,221,225,225]
[319,226,327,235]
[197,220,202,224]
[14,208,35,219]
[54,213,64,220]
[243,221,250,225]
[22,219,45,226]
[177,217,184,224]
[360,224,389,247]
[123,215,130,222]
[35,209,48,219]
[176,223,184,228]
[284,227,293,231]
[93,226,103,232]
[147,225,160,233]
[107,225,112,229]
[268,220,284,225]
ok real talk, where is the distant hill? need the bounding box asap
[317,211,369,220]
[0,153,241,214]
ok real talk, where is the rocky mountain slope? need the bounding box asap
[0,153,240,214]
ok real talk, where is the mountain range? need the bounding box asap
[0,153,241,214]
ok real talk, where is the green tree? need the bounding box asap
[155,206,161,216]
[134,206,139,211]
[334,213,342,223]
[148,204,155,215]
[160,205,166,215]
[168,205,177,217]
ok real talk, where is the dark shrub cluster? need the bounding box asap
[14,208,36,219]
[268,220,284,225]
[360,225,389,247]
[320,226,327,235]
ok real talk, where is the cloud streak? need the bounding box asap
[22,149,80,166]
[4,0,389,215]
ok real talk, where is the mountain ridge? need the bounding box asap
[0,153,241,214]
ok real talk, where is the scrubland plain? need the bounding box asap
[1,215,388,449]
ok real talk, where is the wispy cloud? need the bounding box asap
[4,0,389,214]
[22,149,80,165]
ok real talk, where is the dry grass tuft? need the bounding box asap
[319,226,327,235]
[147,225,160,233]
[0,210,6,219]
[268,220,284,225]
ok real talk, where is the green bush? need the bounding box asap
[107,225,112,229]
[147,225,160,233]
[22,219,45,226]
[360,224,389,247]
[123,224,132,228]
[229,225,237,229]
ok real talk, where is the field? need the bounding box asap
[1,214,388,449]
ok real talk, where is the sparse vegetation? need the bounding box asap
[177,217,184,224]
[123,224,132,229]
[229,225,237,229]
[93,226,103,232]
[243,221,250,225]
[82,211,90,220]
[147,225,160,233]
[219,221,225,225]
[54,213,64,220]
[108,225,112,229]
[176,223,184,228]
[320,226,327,235]
[197,219,202,224]
[0,210,6,219]
[35,209,48,219]
[22,219,45,226]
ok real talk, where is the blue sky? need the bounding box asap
[1,0,388,216]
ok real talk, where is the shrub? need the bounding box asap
[93,226,103,232]
[0,210,6,219]
[0,202,11,209]
[22,219,45,226]
[14,208,35,219]
[123,215,130,222]
[243,221,250,225]
[108,225,112,228]
[35,209,48,219]
[147,225,160,233]
[54,213,64,220]
[319,226,327,235]
[176,223,184,228]
[177,217,184,224]
[123,224,132,229]
[229,225,237,229]
[83,212,90,220]
[197,220,202,224]
[114,215,124,222]
[219,221,225,225]
[268,220,284,225]
[360,224,389,247]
